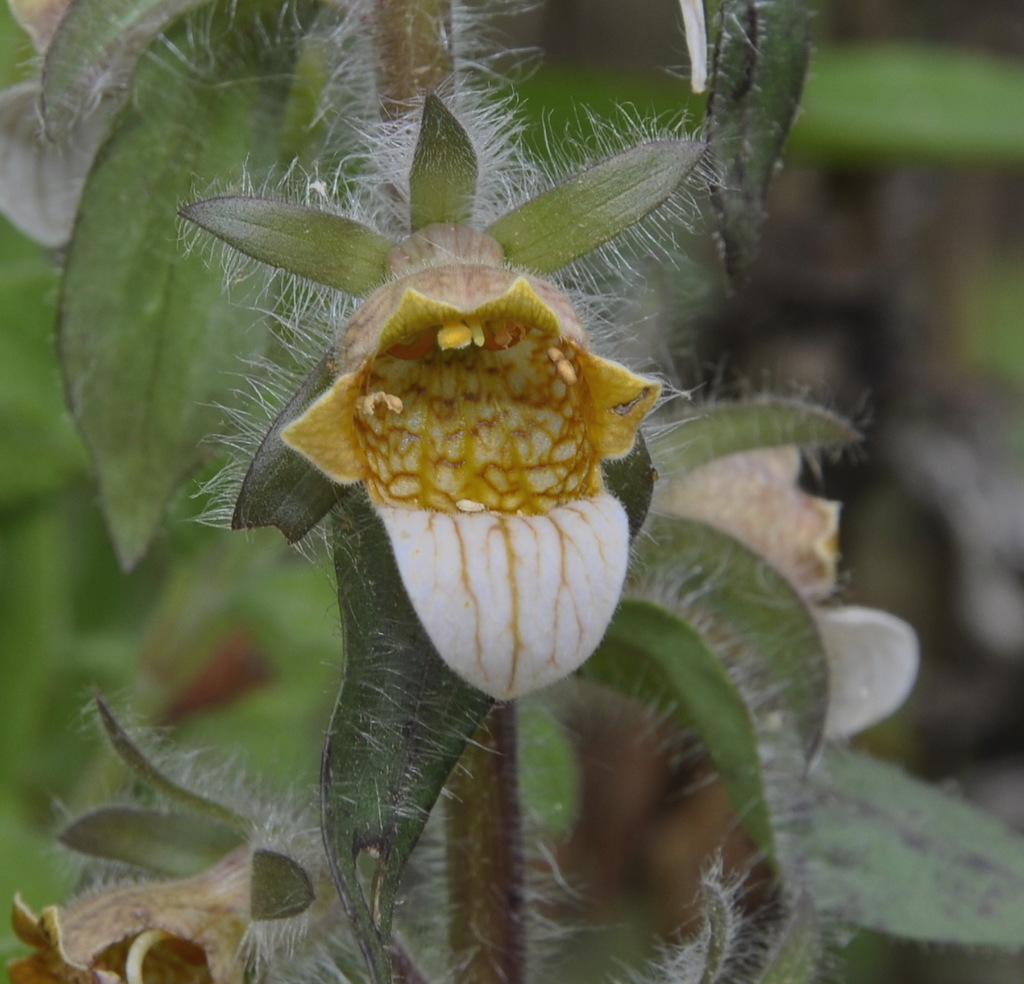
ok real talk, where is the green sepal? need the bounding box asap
[705,0,810,285]
[250,849,315,920]
[181,196,393,296]
[409,94,479,229]
[638,518,829,761]
[584,599,775,858]
[486,140,706,274]
[650,399,859,473]
[601,433,657,539]
[233,356,344,541]
[58,807,245,877]
[321,489,493,984]
[95,694,247,828]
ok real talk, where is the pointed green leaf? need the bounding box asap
[40,0,204,130]
[59,807,245,877]
[322,489,492,984]
[792,45,1024,166]
[251,849,315,920]
[181,197,392,296]
[233,356,344,541]
[409,94,478,229]
[518,704,579,838]
[95,695,247,827]
[486,140,706,274]
[706,0,810,285]
[585,600,775,856]
[757,891,822,984]
[58,9,303,567]
[601,433,657,539]
[809,746,1024,947]
[640,517,828,760]
[650,400,860,473]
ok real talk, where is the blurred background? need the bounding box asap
[2,0,1024,980]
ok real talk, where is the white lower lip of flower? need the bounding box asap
[378,493,630,700]
[818,605,920,739]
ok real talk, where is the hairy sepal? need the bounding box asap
[181,196,392,296]
[409,94,479,229]
[486,139,706,274]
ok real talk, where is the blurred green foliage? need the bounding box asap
[3,0,1024,977]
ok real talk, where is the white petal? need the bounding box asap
[378,494,630,699]
[819,606,919,739]
[0,82,106,248]
[678,0,708,94]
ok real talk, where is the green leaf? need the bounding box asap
[809,746,1024,947]
[518,703,579,838]
[706,0,810,285]
[58,807,245,877]
[0,227,85,507]
[95,694,247,828]
[409,94,478,229]
[486,140,706,274]
[757,890,822,984]
[792,45,1024,166]
[250,849,315,920]
[58,14,292,568]
[181,197,392,296]
[601,433,657,539]
[41,0,204,129]
[649,399,859,474]
[640,518,828,760]
[321,489,492,984]
[584,599,775,856]
[232,356,344,541]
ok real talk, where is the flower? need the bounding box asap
[8,849,252,984]
[183,94,704,699]
[282,224,660,699]
[656,446,918,738]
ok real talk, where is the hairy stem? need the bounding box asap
[447,703,526,984]
[373,0,454,118]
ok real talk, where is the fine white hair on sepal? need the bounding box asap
[378,493,630,699]
[818,605,919,739]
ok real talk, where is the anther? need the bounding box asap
[555,360,577,385]
[438,323,474,349]
[358,391,404,416]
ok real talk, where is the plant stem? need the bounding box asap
[373,0,454,118]
[447,703,527,984]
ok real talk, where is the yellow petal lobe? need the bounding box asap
[281,372,364,484]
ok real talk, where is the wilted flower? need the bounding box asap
[657,445,918,737]
[8,698,323,984]
[184,96,705,700]
[9,849,251,984]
